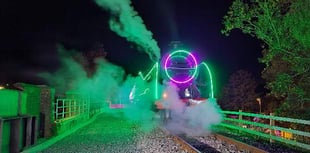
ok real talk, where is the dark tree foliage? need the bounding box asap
[81,43,108,77]
[219,70,259,112]
[222,0,310,119]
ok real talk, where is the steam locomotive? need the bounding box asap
[155,41,214,109]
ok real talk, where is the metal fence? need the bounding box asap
[219,110,310,151]
[54,99,90,122]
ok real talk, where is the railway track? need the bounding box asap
[181,133,268,153]
[171,135,201,153]
[38,112,201,153]
[35,112,268,153]
[163,127,268,153]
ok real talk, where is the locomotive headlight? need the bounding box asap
[162,92,168,99]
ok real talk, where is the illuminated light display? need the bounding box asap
[201,62,214,98]
[138,63,157,81]
[162,92,168,99]
[138,62,159,99]
[138,51,214,99]
[155,62,159,99]
[129,84,136,102]
[164,50,198,84]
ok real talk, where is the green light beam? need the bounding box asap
[138,62,159,99]
[138,63,157,81]
[155,62,159,99]
[201,62,214,98]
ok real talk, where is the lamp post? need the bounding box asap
[256,98,262,114]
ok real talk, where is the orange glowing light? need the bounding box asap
[162,92,168,99]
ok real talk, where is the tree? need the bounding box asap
[219,70,259,112]
[73,43,108,77]
[222,0,310,118]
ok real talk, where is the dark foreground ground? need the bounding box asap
[40,111,187,153]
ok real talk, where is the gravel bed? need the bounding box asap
[40,111,305,153]
[178,134,252,153]
[40,112,188,153]
[178,135,220,153]
[215,128,308,153]
[194,135,250,153]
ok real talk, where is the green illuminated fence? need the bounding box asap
[219,110,310,151]
[0,116,37,153]
[54,99,90,122]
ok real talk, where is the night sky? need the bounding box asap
[0,0,263,90]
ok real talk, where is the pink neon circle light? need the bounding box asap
[164,50,198,84]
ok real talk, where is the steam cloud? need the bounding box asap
[40,47,221,134]
[94,0,161,61]
[118,75,158,131]
[40,46,158,131]
[160,82,223,136]
[39,46,124,101]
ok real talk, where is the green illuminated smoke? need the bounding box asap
[119,75,158,131]
[39,46,124,100]
[40,46,158,131]
[94,0,160,61]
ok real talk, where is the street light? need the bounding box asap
[256,98,262,114]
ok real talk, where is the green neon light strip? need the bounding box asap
[201,62,214,98]
[221,111,310,125]
[155,62,159,99]
[218,123,310,150]
[138,62,159,99]
[139,63,157,80]
[170,55,187,59]
[224,117,310,137]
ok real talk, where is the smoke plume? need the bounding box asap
[118,75,158,131]
[94,0,160,61]
[161,83,223,136]
[39,45,124,100]
[40,45,158,131]
[40,46,221,134]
